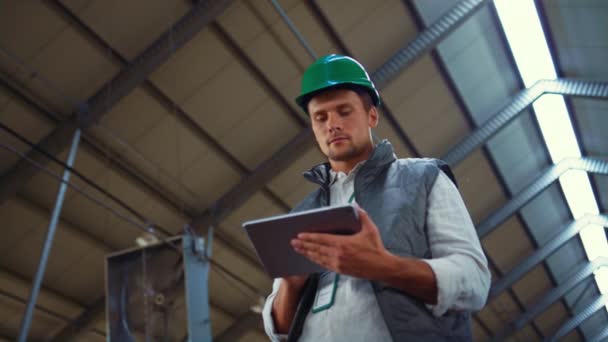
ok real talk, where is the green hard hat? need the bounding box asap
[295,54,380,113]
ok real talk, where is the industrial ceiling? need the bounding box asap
[0,0,606,341]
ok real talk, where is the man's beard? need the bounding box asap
[327,142,366,162]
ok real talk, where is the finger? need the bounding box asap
[357,207,371,225]
[357,207,377,233]
[292,239,335,255]
[297,232,342,245]
[300,249,331,268]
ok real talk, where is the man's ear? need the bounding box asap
[368,106,379,128]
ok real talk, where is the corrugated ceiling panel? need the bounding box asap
[342,0,416,71]
[94,87,167,143]
[580,309,608,340]
[150,29,234,105]
[512,264,554,306]
[546,239,588,284]
[0,197,107,303]
[59,0,190,60]
[472,318,490,342]
[477,291,521,334]
[0,90,54,174]
[12,22,118,114]
[520,184,571,246]
[453,150,506,223]
[0,298,64,340]
[486,114,550,194]
[508,324,541,342]
[221,191,286,256]
[534,301,570,338]
[220,0,338,110]
[179,146,243,211]
[267,145,323,206]
[387,60,468,157]
[541,0,608,81]
[482,216,535,273]
[563,277,597,311]
[182,60,269,139]
[0,1,69,60]
[0,268,82,321]
[570,99,608,157]
[563,329,583,342]
[217,97,301,169]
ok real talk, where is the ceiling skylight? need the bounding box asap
[493,0,608,304]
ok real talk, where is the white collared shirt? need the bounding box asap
[262,164,491,341]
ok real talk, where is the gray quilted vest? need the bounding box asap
[286,140,472,342]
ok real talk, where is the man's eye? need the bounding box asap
[339,110,351,116]
[315,116,326,121]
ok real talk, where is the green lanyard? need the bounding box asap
[312,192,355,314]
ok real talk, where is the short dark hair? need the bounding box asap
[306,84,375,113]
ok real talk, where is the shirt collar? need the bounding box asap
[330,160,367,185]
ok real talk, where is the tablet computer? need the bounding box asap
[243,205,361,278]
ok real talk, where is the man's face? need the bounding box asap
[308,88,378,163]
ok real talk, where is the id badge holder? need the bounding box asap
[312,272,340,313]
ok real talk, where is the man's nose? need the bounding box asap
[326,113,343,132]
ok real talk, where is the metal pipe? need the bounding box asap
[17,129,82,342]
[270,0,317,60]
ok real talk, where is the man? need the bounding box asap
[262,54,491,341]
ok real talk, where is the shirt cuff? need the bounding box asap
[262,281,289,342]
[421,257,461,317]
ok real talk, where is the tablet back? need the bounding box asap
[243,205,360,278]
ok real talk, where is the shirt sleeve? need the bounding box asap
[262,278,289,342]
[421,171,492,317]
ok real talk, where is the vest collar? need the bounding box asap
[303,139,397,187]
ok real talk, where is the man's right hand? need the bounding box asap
[271,274,310,334]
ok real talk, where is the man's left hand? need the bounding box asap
[291,207,392,280]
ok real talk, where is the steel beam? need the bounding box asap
[45,0,292,214]
[547,294,608,342]
[442,78,608,166]
[477,158,608,238]
[0,76,263,271]
[493,257,608,341]
[190,0,489,231]
[589,325,608,342]
[0,0,232,205]
[215,310,260,342]
[372,0,489,88]
[490,214,608,299]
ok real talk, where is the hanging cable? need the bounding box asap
[0,11,269,302]
[2,31,203,214]
[0,139,265,298]
[0,141,181,253]
[0,122,151,226]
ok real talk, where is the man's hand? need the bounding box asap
[291,207,392,280]
[291,206,438,304]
